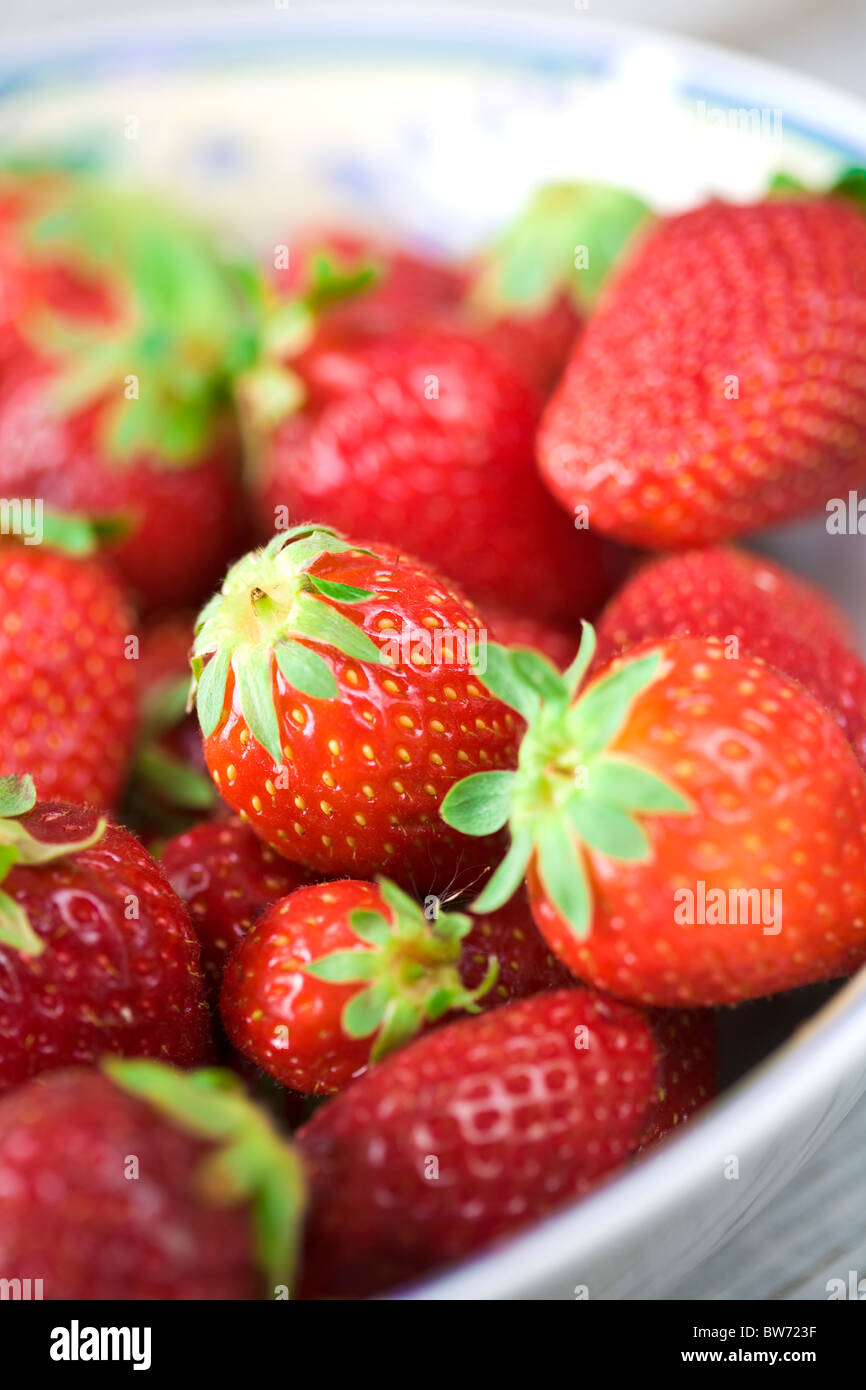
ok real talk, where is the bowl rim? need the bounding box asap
[2,0,866,1300]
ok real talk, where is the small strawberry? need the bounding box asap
[448,881,574,1001]
[271,228,467,339]
[245,316,620,624]
[466,181,650,391]
[0,1061,305,1299]
[0,537,137,808]
[0,173,255,611]
[639,1008,717,1150]
[594,546,866,769]
[125,611,217,836]
[191,526,519,886]
[162,817,317,1006]
[0,775,213,1095]
[442,628,866,1006]
[295,987,704,1298]
[486,603,582,672]
[538,196,866,548]
[220,876,498,1095]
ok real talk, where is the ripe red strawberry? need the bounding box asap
[0,1061,304,1299]
[220,877,499,1095]
[451,880,574,1001]
[246,321,619,624]
[538,197,866,547]
[0,775,213,1095]
[162,817,316,1006]
[465,181,650,392]
[271,227,467,339]
[442,629,866,1007]
[191,526,519,886]
[295,988,706,1298]
[0,173,254,611]
[639,1008,717,1149]
[0,540,137,808]
[593,546,866,770]
[125,611,217,836]
[486,602,582,672]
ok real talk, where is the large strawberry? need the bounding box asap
[0,1061,304,1299]
[0,537,137,807]
[296,988,711,1298]
[0,775,212,1095]
[245,318,620,624]
[191,526,519,886]
[0,173,254,611]
[538,196,866,547]
[220,876,498,1095]
[442,628,866,1006]
[162,817,317,1006]
[594,546,866,770]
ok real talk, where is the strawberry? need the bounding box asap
[594,546,866,769]
[538,196,866,547]
[191,526,519,886]
[220,876,498,1095]
[0,1061,304,1299]
[245,319,620,624]
[442,628,866,1006]
[0,538,137,808]
[486,603,582,672]
[295,987,707,1298]
[639,1008,717,1149]
[125,611,217,836]
[448,880,574,1001]
[162,817,316,1006]
[465,181,650,391]
[0,173,255,611]
[0,775,213,1095]
[271,228,466,339]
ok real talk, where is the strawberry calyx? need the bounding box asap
[0,773,107,955]
[440,625,692,940]
[103,1059,306,1296]
[21,180,259,466]
[305,877,498,1062]
[235,249,381,434]
[469,181,651,317]
[190,527,385,766]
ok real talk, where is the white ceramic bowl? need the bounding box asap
[3,3,865,1299]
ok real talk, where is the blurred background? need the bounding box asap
[4,0,866,100]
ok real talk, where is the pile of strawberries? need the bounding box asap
[1,166,866,1300]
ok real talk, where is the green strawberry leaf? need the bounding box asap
[348,909,393,947]
[473,642,540,721]
[342,979,392,1038]
[234,645,282,767]
[305,575,375,604]
[471,825,534,914]
[566,797,651,862]
[588,755,692,814]
[440,769,517,837]
[537,817,592,940]
[196,646,232,740]
[292,592,382,663]
[0,775,36,818]
[0,888,44,955]
[305,949,381,983]
[274,640,338,700]
[565,651,663,756]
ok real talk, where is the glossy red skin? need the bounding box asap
[221,879,408,1095]
[529,637,866,1007]
[255,324,619,623]
[0,802,213,1096]
[458,883,574,1001]
[593,546,866,771]
[204,543,519,886]
[296,988,661,1298]
[476,293,582,393]
[162,818,316,1007]
[639,1009,717,1149]
[486,603,581,672]
[0,346,248,613]
[0,1068,258,1299]
[539,198,866,547]
[0,544,137,808]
